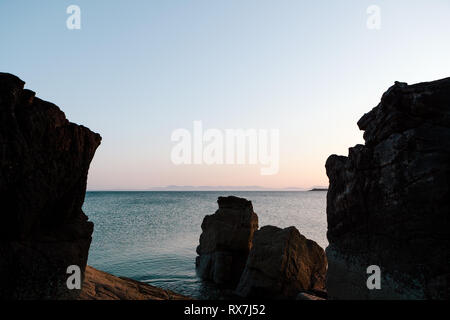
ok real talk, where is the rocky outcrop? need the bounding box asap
[0,73,101,299]
[235,226,327,299]
[79,266,190,300]
[326,78,450,299]
[196,196,259,285]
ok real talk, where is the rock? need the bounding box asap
[235,226,327,299]
[296,292,326,300]
[325,77,450,299]
[0,73,101,299]
[196,196,258,285]
[79,266,190,300]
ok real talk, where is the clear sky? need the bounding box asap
[1,0,449,190]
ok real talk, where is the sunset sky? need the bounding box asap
[1,0,449,190]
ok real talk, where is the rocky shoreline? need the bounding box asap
[1,72,448,300]
[79,266,189,300]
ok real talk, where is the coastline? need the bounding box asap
[1,73,448,300]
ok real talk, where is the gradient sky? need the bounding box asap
[1,0,449,190]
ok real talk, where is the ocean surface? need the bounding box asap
[83,191,328,299]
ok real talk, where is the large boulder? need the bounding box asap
[196,196,258,285]
[0,73,101,299]
[235,226,327,299]
[326,78,450,299]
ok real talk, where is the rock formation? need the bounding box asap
[196,196,258,285]
[235,226,327,299]
[79,266,189,300]
[0,73,101,299]
[326,78,450,299]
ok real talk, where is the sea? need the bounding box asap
[83,191,328,299]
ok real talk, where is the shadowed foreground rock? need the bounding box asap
[296,292,326,300]
[196,196,258,285]
[326,78,450,299]
[235,226,327,299]
[0,73,101,299]
[79,266,190,300]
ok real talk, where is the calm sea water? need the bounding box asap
[83,191,328,299]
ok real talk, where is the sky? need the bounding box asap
[1,0,449,190]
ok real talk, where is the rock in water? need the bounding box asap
[196,196,258,285]
[235,226,327,299]
[326,78,450,299]
[0,73,101,299]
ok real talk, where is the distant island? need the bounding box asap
[309,188,328,192]
[147,185,308,191]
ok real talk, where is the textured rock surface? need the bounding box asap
[296,292,326,300]
[0,73,101,299]
[235,226,327,299]
[79,266,190,300]
[326,78,450,299]
[196,196,258,285]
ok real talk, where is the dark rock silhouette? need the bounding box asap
[235,226,327,299]
[196,196,258,285]
[0,73,101,299]
[326,78,450,299]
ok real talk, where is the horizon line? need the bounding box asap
[86,185,329,192]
